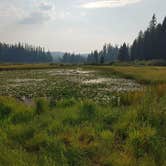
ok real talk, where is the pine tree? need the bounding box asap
[130,14,166,61]
[118,43,129,61]
[149,14,157,31]
[94,50,99,64]
[100,54,104,64]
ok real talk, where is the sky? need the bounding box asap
[0,0,166,53]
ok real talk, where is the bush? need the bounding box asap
[35,98,49,115]
[10,110,33,124]
[25,131,49,152]
[7,124,35,145]
[127,127,159,158]
[79,101,96,121]
[100,130,114,148]
[0,103,12,120]
[65,147,86,166]
[57,98,76,108]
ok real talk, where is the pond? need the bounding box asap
[0,68,142,104]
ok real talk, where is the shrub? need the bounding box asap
[10,110,33,124]
[100,130,114,149]
[0,144,38,166]
[7,124,35,145]
[103,109,121,127]
[118,91,145,106]
[65,147,86,166]
[127,126,159,158]
[0,128,7,143]
[0,103,12,120]
[57,98,76,108]
[79,101,96,121]
[35,98,49,115]
[25,131,49,152]
[44,139,68,165]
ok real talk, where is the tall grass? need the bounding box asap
[0,86,165,166]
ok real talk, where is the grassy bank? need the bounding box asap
[84,66,166,84]
[0,64,77,71]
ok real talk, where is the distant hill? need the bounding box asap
[80,53,88,57]
[51,52,64,62]
[51,52,88,62]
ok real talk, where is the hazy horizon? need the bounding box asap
[0,0,166,53]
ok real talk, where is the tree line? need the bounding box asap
[130,14,166,61]
[85,14,166,64]
[87,44,119,64]
[0,43,53,63]
[86,43,129,64]
[60,52,86,64]
[60,44,119,65]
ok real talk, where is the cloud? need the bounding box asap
[39,1,54,11]
[81,0,142,9]
[20,12,50,24]
[0,2,25,21]
[19,1,56,24]
[19,1,75,25]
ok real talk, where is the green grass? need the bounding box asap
[110,66,166,84]
[0,87,166,166]
[0,63,77,71]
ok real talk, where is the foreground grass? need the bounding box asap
[0,88,166,166]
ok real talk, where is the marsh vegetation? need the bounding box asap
[0,67,142,104]
[0,65,166,166]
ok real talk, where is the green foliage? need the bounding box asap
[35,98,49,115]
[0,103,12,120]
[57,98,76,108]
[127,127,157,157]
[79,101,96,121]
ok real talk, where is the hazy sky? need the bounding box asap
[0,0,166,53]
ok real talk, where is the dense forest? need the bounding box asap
[0,43,52,63]
[131,14,166,61]
[85,14,166,64]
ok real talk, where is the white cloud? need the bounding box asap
[20,1,57,24]
[0,2,25,21]
[39,1,54,11]
[20,12,50,24]
[19,1,73,24]
[81,0,142,9]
